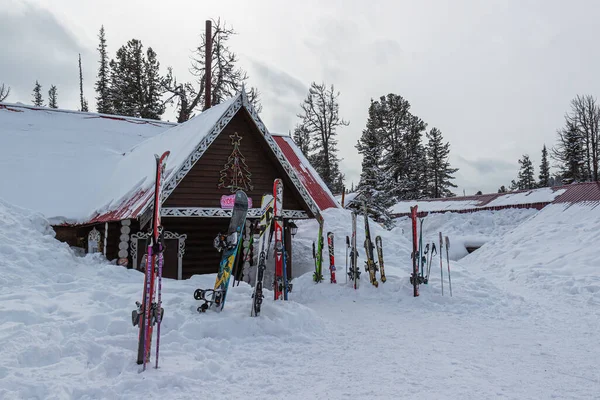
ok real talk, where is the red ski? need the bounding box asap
[327,232,336,283]
[132,151,169,370]
[410,205,419,297]
[273,178,284,300]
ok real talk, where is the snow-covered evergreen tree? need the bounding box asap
[48,85,58,108]
[95,26,111,114]
[397,115,428,200]
[32,81,43,106]
[296,82,349,193]
[498,185,507,193]
[355,100,396,228]
[516,154,536,189]
[538,144,550,187]
[425,127,458,197]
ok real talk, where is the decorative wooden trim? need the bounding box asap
[161,207,309,219]
[162,97,243,201]
[139,89,324,227]
[87,227,101,253]
[118,219,131,266]
[130,231,187,280]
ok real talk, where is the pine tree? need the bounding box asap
[296,82,349,193]
[395,114,428,200]
[367,94,428,200]
[509,180,518,191]
[552,122,586,182]
[538,144,550,187]
[292,124,311,157]
[48,85,58,108]
[356,100,395,228]
[95,26,111,114]
[32,81,43,106]
[425,127,459,197]
[109,39,144,117]
[140,47,165,119]
[498,185,507,193]
[516,154,536,189]
[78,54,88,112]
[108,39,164,119]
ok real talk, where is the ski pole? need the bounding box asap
[439,232,444,296]
[426,242,436,282]
[445,236,452,297]
[345,235,350,284]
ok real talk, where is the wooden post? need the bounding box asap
[341,186,345,207]
[204,19,212,111]
[285,221,293,280]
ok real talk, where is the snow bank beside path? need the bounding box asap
[0,199,323,400]
[463,203,600,306]
[394,208,538,260]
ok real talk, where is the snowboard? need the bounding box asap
[194,190,248,312]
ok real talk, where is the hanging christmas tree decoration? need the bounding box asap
[218,132,254,192]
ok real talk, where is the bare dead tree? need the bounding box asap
[296,82,349,191]
[0,83,10,102]
[162,18,260,123]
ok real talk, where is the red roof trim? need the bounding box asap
[273,136,337,211]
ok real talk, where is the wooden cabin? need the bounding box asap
[1,90,339,280]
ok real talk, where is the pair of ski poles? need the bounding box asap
[421,231,453,297]
[439,233,452,297]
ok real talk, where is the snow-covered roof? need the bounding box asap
[88,97,239,224]
[391,186,571,215]
[1,91,333,224]
[271,134,339,212]
[0,102,175,223]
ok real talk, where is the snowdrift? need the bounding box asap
[2,200,599,399]
[463,203,600,305]
[0,199,323,399]
[394,208,538,260]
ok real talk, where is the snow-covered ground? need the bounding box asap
[1,199,599,399]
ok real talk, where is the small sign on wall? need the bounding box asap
[221,194,253,209]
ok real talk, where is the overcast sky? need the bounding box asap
[3,0,600,195]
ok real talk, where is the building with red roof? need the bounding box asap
[0,90,339,279]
